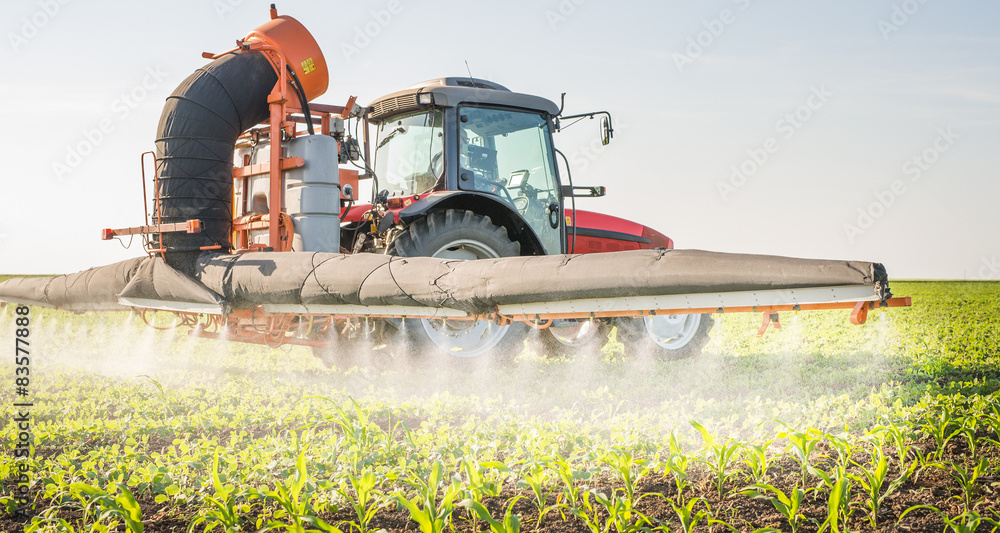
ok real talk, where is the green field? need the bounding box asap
[1,281,998,532]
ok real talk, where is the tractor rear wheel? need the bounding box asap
[389,209,529,366]
[615,313,713,360]
[534,319,610,359]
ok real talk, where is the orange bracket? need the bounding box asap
[757,312,782,337]
[850,301,869,325]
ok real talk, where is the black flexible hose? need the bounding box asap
[554,148,577,254]
[155,51,278,272]
[286,65,314,135]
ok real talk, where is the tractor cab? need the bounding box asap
[353,77,608,257]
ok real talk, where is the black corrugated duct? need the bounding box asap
[153,51,278,272]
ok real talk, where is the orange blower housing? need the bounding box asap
[245,11,329,101]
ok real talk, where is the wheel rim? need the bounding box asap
[419,239,510,358]
[548,320,598,346]
[643,314,702,350]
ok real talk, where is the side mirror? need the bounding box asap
[601,116,614,146]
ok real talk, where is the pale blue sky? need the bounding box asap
[1,0,998,279]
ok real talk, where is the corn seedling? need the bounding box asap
[188,449,254,533]
[570,490,607,533]
[775,422,824,485]
[601,448,652,501]
[669,496,713,533]
[920,404,963,461]
[664,430,692,504]
[846,445,915,529]
[822,432,857,472]
[458,496,523,533]
[549,455,589,508]
[739,484,815,533]
[517,462,560,527]
[391,461,462,533]
[602,488,661,533]
[868,419,915,469]
[691,420,744,500]
[899,506,1000,533]
[815,469,852,533]
[256,449,335,533]
[740,438,774,485]
[336,470,384,533]
[68,482,144,533]
[936,459,989,512]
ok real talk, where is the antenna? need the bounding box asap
[464,60,475,85]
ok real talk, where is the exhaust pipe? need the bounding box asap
[153,8,328,272]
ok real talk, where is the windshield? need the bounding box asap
[374,110,444,197]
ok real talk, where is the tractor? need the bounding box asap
[289,77,714,363]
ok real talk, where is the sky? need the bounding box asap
[1,0,998,279]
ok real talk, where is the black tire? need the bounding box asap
[389,209,529,366]
[614,313,714,361]
[533,319,611,360]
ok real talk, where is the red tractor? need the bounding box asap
[305,77,713,363]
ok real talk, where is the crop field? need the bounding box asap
[1,281,999,532]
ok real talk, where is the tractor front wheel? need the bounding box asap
[389,209,529,366]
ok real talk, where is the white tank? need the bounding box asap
[285,135,341,253]
[233,135,341,252]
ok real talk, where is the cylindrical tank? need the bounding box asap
[234,135,341,252]
[285,135,341,253]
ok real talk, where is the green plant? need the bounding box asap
[816,470,852,533]
[549,455,589,508]
[936,459,989,512]
[775,423,824,485]
[68,482,144,533]
[392,462,462,533]
[920,404,963,461]
[601,448,651,502]
[740,438,775,485]
[869,419,915,468]
[337,470,384,533]
[517,461,560,527]
[188,449,254,533]
[822,432,857,471]
[458,496,523,533]
[664,430,692,504]
[899,506,1000,533]
[669,497,713,533]
[691,420,744,500]
[846,446,915,529]
[256,449,339,533]
[739,484,814,533]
